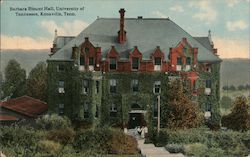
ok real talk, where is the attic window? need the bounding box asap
[109,58,117,70]
[80,56,85,65]
[186,57,191,65]
[132,57,139,70]
[177,57,182,65]
[85,47,89,53]
[155,58,161,65]
[89,57,94,65]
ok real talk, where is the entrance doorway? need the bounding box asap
[128,111,146,129]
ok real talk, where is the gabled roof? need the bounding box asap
[55,36,75,49]
[0,96,48,118]
[194,37,213,51]
[50,18,220,62]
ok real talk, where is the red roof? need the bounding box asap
[0,96,48,118]
[0,115,18,121]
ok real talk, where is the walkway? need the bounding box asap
[127,129,185,157]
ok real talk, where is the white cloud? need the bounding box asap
[40,20,89,37]
[1,35,50,49]
[170,5,184,12]
[152,11,168,18]
[226,20,248,31]
[227,0,239,7]
[1,20,89,49]
[214,37,249,58]
[189,0,217,23]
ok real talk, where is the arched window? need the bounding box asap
[131,103,141,110]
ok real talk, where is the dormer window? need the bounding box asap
[89,57,94,71]
[89,57,94,65]
[85,47,89,53]
[109,58,117,70]
[185,57,191,71]
[80,56,85,65]
[176,57,182,71]
[132,57,139,70]
[154,57,161,71]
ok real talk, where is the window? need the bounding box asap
[58,81,65,93]
[96,81,100,94]
[177,57,182,65]
[80,56,85,65]
[89,57,94,65]
[185,57,191,71]
[57,64,65,72]
[205,103,211,111]
[84,102,89,118]
[109,58,117,70]
[110,104,117,117]
[82,80,89,94]
[58,104,64,115]
[95,105,99,118]
[154,58,161,65]
[154,57,162,71]
[109,79,117,93]
[206,80,212,88]
[131,79,139,92]
[85,47,89,53]
[154,81,161,94]
[186,57,191,65]
[132,57,139,70]
[205,80,212,95]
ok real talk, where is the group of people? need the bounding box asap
[136,126,148,138]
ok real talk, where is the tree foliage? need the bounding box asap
[220,96,232,109]
[221,96,250,131]
[27,62,47,101]
[161,80,204,129]
[2,59,26,98]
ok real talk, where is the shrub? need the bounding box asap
[221,96,250,131]
[74,128,138,155]
[165,144,184,153]
[46,127,75,144]
[38,140,61,155]
[36,114,71,130]
[184,143,208,157]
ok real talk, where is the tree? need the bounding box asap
[221,96,250,131]
[27,62,47,101]
[2,59,26,98]
[220,96,232,109]
[161,80,204,129]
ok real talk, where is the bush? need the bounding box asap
[36,114,71,130]
[165,144,184,153]
[74,128,138,155]
[184,143,208,157]
[38,140,61,155]
[221,96,250,131]
[46,127,75,144]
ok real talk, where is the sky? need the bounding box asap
[0,0,249,59]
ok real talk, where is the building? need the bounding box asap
[47,9,221,128]
[0,96,48,124]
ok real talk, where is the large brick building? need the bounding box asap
[47,9,221,128]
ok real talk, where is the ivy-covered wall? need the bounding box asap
[47,59,221,127]
[197,62,221,125]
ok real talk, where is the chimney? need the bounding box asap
[118,8,126,44]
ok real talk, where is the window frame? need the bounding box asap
[109,57,117,70]
[83,80,89,94]
[132,57,140,70]
[154,81,161,94]
[109,79,117,93]
[89,57,94,65]
[131,79,139,92]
